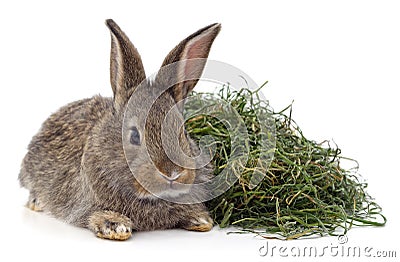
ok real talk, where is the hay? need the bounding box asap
[185,83,385,239]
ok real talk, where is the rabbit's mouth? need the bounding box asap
[157,186,192,199]
[152,170,195,198]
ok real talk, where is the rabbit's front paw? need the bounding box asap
[184,213,214,232]
[88,211,132,241]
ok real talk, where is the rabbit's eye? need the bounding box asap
[130,126,141,145]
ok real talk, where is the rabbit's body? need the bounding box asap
[20,97,113,225]
[19,20,221,240]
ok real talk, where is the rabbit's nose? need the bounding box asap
[157,171,182,183]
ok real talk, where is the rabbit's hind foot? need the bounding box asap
[88,211,132,241]
[26,194,43,212]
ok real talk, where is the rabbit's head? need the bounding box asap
[102,20,220,200]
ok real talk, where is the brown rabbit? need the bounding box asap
[19,19,221,240]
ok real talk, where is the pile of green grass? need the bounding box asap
[185,83,385,239]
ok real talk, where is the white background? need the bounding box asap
[0,0,399,261]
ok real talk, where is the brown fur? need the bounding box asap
[19,19,221,240]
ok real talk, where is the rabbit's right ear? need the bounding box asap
[106,19,146,110]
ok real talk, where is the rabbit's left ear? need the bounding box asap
[160,23,221,104]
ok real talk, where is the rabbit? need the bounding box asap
[19,19,221,240]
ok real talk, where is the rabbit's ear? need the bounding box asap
[160,23,221,104]
[106,19,146,110]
